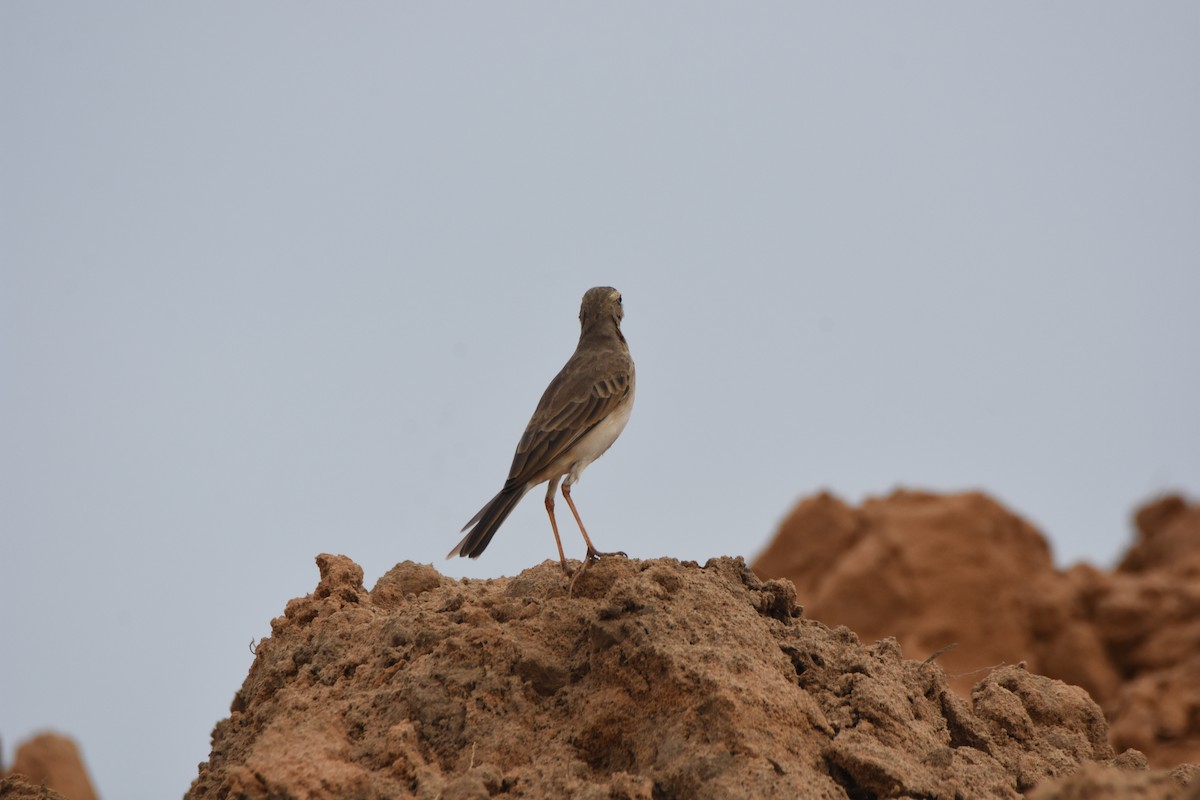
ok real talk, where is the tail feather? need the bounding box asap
[448,485,527,559]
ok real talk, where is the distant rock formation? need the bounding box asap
[753,490,1200,769]
[2,732,97,800]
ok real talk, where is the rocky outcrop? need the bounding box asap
[2,733,96,800]
[187,553,1146,799]
[753,490,1200,769]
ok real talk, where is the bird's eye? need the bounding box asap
[617,295,623,305]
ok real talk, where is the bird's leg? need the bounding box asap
[544,480,571,575]
[562,481,627,563]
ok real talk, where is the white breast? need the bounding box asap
[564,387,635,485]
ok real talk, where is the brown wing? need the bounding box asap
[504,354,632,487]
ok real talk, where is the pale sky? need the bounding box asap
[2,4,1198,799]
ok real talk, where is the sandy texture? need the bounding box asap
[1030,756,1200,800]
[187,553,1139,799]
[753,490,1200,769]
[0,776,70,800]
[2,734,96,800]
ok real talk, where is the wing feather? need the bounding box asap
[504,362,631,486]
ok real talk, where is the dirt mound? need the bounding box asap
[753,490,1200,770]
[0,777,70,800]
[1,733,97,800]
[184,553,1192,799]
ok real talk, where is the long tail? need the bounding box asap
[447,484,528,559]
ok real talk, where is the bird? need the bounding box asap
[448,286,635,575]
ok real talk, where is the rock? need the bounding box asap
[0,776,71,800]
[754,489,1200,769]
[188,553,1133,799]
[1029,760,1200,800]
[3,733,97,800]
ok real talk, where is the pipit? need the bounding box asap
[448,286,635,575]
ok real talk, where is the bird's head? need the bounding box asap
[579,286,624,329]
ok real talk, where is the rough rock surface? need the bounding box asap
[188,553,1143,800]
[1,733,97,800]
[1030,760,1200,800]
[753,490,1200,769]
[0,777,70,800]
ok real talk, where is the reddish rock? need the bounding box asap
[754,490,1200,770]
[3,733,97,800]
[187,553,1135,799]
[1030,760,1200,800]
[0,776,70,800]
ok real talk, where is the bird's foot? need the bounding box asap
[566,548,627,595]
[584,547,627,561]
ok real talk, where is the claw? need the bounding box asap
[585,548,627,561]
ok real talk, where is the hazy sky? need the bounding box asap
[3,4,1198,799]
